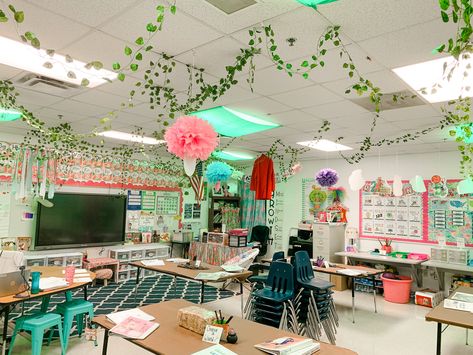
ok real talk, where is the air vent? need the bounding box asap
[205,0,257,14]
[15,73,81,95]
[349,90,425,112]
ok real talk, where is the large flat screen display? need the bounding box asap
[35,193,126,250]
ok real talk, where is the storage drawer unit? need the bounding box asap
[26,257,46,267]
[118,270,130,281]
[109,250,131,261]
[65,255,82,266]
[130,250,144,260]
[47,257,64,267]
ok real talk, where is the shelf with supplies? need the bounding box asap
[24,251,83,268]
[208,195,240,232]
[108,243,170,282]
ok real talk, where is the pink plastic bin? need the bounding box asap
[381,275,413,304]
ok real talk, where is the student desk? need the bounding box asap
[0,266,95,355]
[423,260,473,291]
[335,251,426,287]
[313,264,383,324]
[425,286,473,355]
[93,298,357,355]
[130,261,252,316]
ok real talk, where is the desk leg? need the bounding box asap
[200,281,205,304]
[434,268,445,292]
[411,264,423,287]
[240,281,244,318]
[436,322,442,355]
[371,275,377,313]
[351,281,355,324]
[2,305,10,355]
[102,329,109,355]
[84,285,88,301]
[170,243,174,258]
[134,267,141,305]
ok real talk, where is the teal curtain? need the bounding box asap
[239,180,266,237]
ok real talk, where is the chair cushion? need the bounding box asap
[95,268,113,280]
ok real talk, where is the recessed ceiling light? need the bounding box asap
[97,130,165,145]
[192,106,279,137]
[212,150,254,161]
[297,139,353,152]
[0,108,22,122]
[393,56,473,103]
[0,36,116,88]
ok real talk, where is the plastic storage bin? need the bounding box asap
[381,274,413,304]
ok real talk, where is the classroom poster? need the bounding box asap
[267,190,284,251]
[0,183,11,237]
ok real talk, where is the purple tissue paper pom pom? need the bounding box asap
[315,168,339,187]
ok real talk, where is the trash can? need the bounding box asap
[381,274,413,304]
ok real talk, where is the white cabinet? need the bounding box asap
[312,223,345,281]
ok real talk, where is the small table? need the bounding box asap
[335,251,426,287]
[426,286,473,355]
[423,260,473,291]
[130,261,251,316]
[313,264,383,323]
[84,257,119,284]
[188,242,252,266]
[92,298,358,355]
[170,240,190,258]
[0,266,95,355]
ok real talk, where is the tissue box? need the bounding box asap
[177,306,216,335]
[415,289,444,308]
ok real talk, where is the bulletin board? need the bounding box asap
[359,180,429,243]
[359,179,473,246]
[126,188,183,234]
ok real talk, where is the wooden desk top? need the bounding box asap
[129,261,252,282]
[93,299,357,355]
[313,264,383,277]
[0,266,95,305]
[335,251,426,265]
[426,286,473,329]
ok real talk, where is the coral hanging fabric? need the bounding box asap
[221,205,241,231]
[240,180,266,236]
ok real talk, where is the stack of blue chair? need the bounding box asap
[292,251,339,344]
[245,261,299,333]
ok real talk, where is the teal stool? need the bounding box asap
[8,312,65,355]
[55,299,95,351]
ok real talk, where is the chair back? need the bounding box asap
[272,251,285,262]
[294,250,314,283]
[250,225,270,256]
[266,261,294,295]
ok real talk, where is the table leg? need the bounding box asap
[436,322,442,355]
[170,243,174,258]
[173,276,177,298]
[200,281,205,304]
[134,267,141,305]
[2,305,10,355]
[371,275,377,313]
[351,280,355,324]
[466,329,469,345]
[84,285,88,301]
[102,329,109,355]
[410,264,423,287]
[240,280,244,317]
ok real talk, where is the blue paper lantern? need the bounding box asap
[205,162,233,184]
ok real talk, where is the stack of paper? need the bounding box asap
[335,269,365,277]
[194,272,232,281]
[107,308,155,324]
[192,344,238,355]
[167,258,189,263]
[254,337,320,355]
[110,316,159,340]
[141,259,165,267]
[38,277,69,291]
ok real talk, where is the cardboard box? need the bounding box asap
[330,275,348,291]
[415,289,444,308]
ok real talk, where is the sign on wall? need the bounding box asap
[267,190,284,251]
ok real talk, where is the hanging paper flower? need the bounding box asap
[315,168,339,187]
[206,162,233,185]
[164,115,219,176]
[291,162,302,175]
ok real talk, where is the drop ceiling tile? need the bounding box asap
[269,110,320,125]
[175,0,300,35]
[0,65,23,81]
[30,0,140,27]
[286,118,326,131]
[227,96,291,116]
[380,105,440,122]
[261,126,300,138]
[270,84,341,109]
[35,107,87,123]
[124,102,162,119]
[51,99,111,117]
[16,87,64,107]
[358,18,455,69]
[250,65,314,96]
[97,75,147,102]
[318,0,440,41]
[2,0,91,49]
[72,90,128,109]
[303,99,368,119]
[0,126,29,136]
[201,85,260,108]
[100,1,222,56]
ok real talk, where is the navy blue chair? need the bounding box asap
[248,251,285,285]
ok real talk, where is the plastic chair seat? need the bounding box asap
[298,278,334,291]
[253,288,293,303]
[248,275,268,284]
[56,299,93,313]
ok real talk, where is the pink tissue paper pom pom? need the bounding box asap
[164,115,219,160]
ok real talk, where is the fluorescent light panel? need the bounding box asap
[0,36,116,88]
[297,139,352,152]
[213,150,254,161]
[0,108,22,121]
[97,130,165,145]
[393,56,473,103]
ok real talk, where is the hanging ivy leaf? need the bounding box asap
[67,71,76,79]
[130,63,139,72]
[30,37,40,49]
[43,62,53,69]
[135,37,144,45]
[81,78,90,86]
[441,10,449,22]
[171,5,176,14]
[136,53,143,61]
[125,46,132,56]
[92,61,103,70]
[112,62,121,70]
[14,11,24,23]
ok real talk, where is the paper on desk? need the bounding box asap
[166,258,189,263]
[38,277,69,290]
[141,259,165,266]
[62,269,88,274]
[107,308,155,324]
[191,344,237,355]
[73,277,92,283]
[451,292,473,303]
[444,299,473,312]
[194,272,232,281]
[336,269,365,277]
